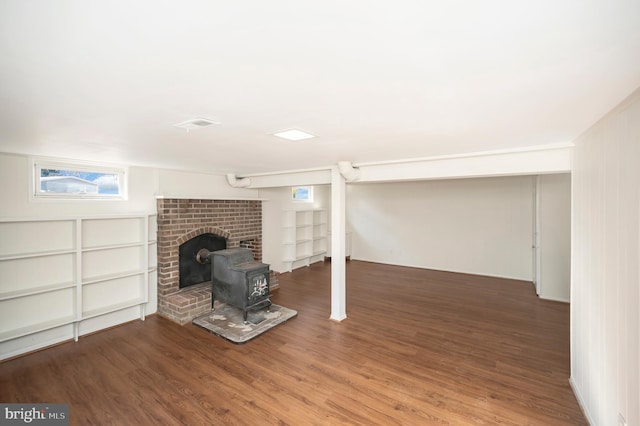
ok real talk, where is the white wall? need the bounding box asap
[537,174,571,302]
[571,88,640,426]
[157,169,260,200]
[0,153,158,217]
[346,176,536,280]
[0,153,263,221]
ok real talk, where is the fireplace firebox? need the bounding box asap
[209,248,271,323]
[179,233,226,289]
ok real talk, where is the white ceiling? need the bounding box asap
[1,1,639,175]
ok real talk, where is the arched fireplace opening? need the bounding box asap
[179,233,227,289]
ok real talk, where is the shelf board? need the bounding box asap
[0,315,76,343]
[284,254,314,262]
[0,248,76,261]
[0,281,76,301]
[81,242,145,252]
[82,270,145,285]
[82,298,146,320]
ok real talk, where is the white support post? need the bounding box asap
[74,218,82,342]
[533,176,541,296]
[330,167,347,321]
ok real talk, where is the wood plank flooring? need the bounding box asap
[0,260,587,425]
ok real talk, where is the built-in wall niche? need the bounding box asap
[0,253,75,296]
[0,214,156,360]
[82,246,145,281]
[0,219,75,257]
[282,209,327,272]
[0,288,75,342]
[82,217,145,248]
[82,274,145,319]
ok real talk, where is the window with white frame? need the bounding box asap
[291,186,313,202]
[33,159,127,199]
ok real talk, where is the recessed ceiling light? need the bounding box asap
[174,117,220,131]
[273,129,316,141]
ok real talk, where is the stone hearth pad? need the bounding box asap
[192,303,297,344]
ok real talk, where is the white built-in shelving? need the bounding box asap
[0,214,156,356]
[282,209,327,272]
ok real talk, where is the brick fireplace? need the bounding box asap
[156,198,278,324]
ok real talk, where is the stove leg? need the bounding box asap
[243,309,248,324]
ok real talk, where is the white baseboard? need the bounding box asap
[569,376,594,425]
[539,294,570,303]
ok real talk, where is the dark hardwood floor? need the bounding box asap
[0,260,586,425]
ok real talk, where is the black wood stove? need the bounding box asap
[209,248,271,323]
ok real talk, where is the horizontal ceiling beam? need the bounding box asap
[353,144,573,183]
[237,144,573,188]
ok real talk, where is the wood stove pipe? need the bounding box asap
[226,173,252,188]
[338,161,361,182]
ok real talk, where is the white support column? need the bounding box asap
[533,175,541,295]
[330,166,347,321]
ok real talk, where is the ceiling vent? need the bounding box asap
[174,117,220,131]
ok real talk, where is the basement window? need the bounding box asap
[292,186,313,202]
[32,159,127,200]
